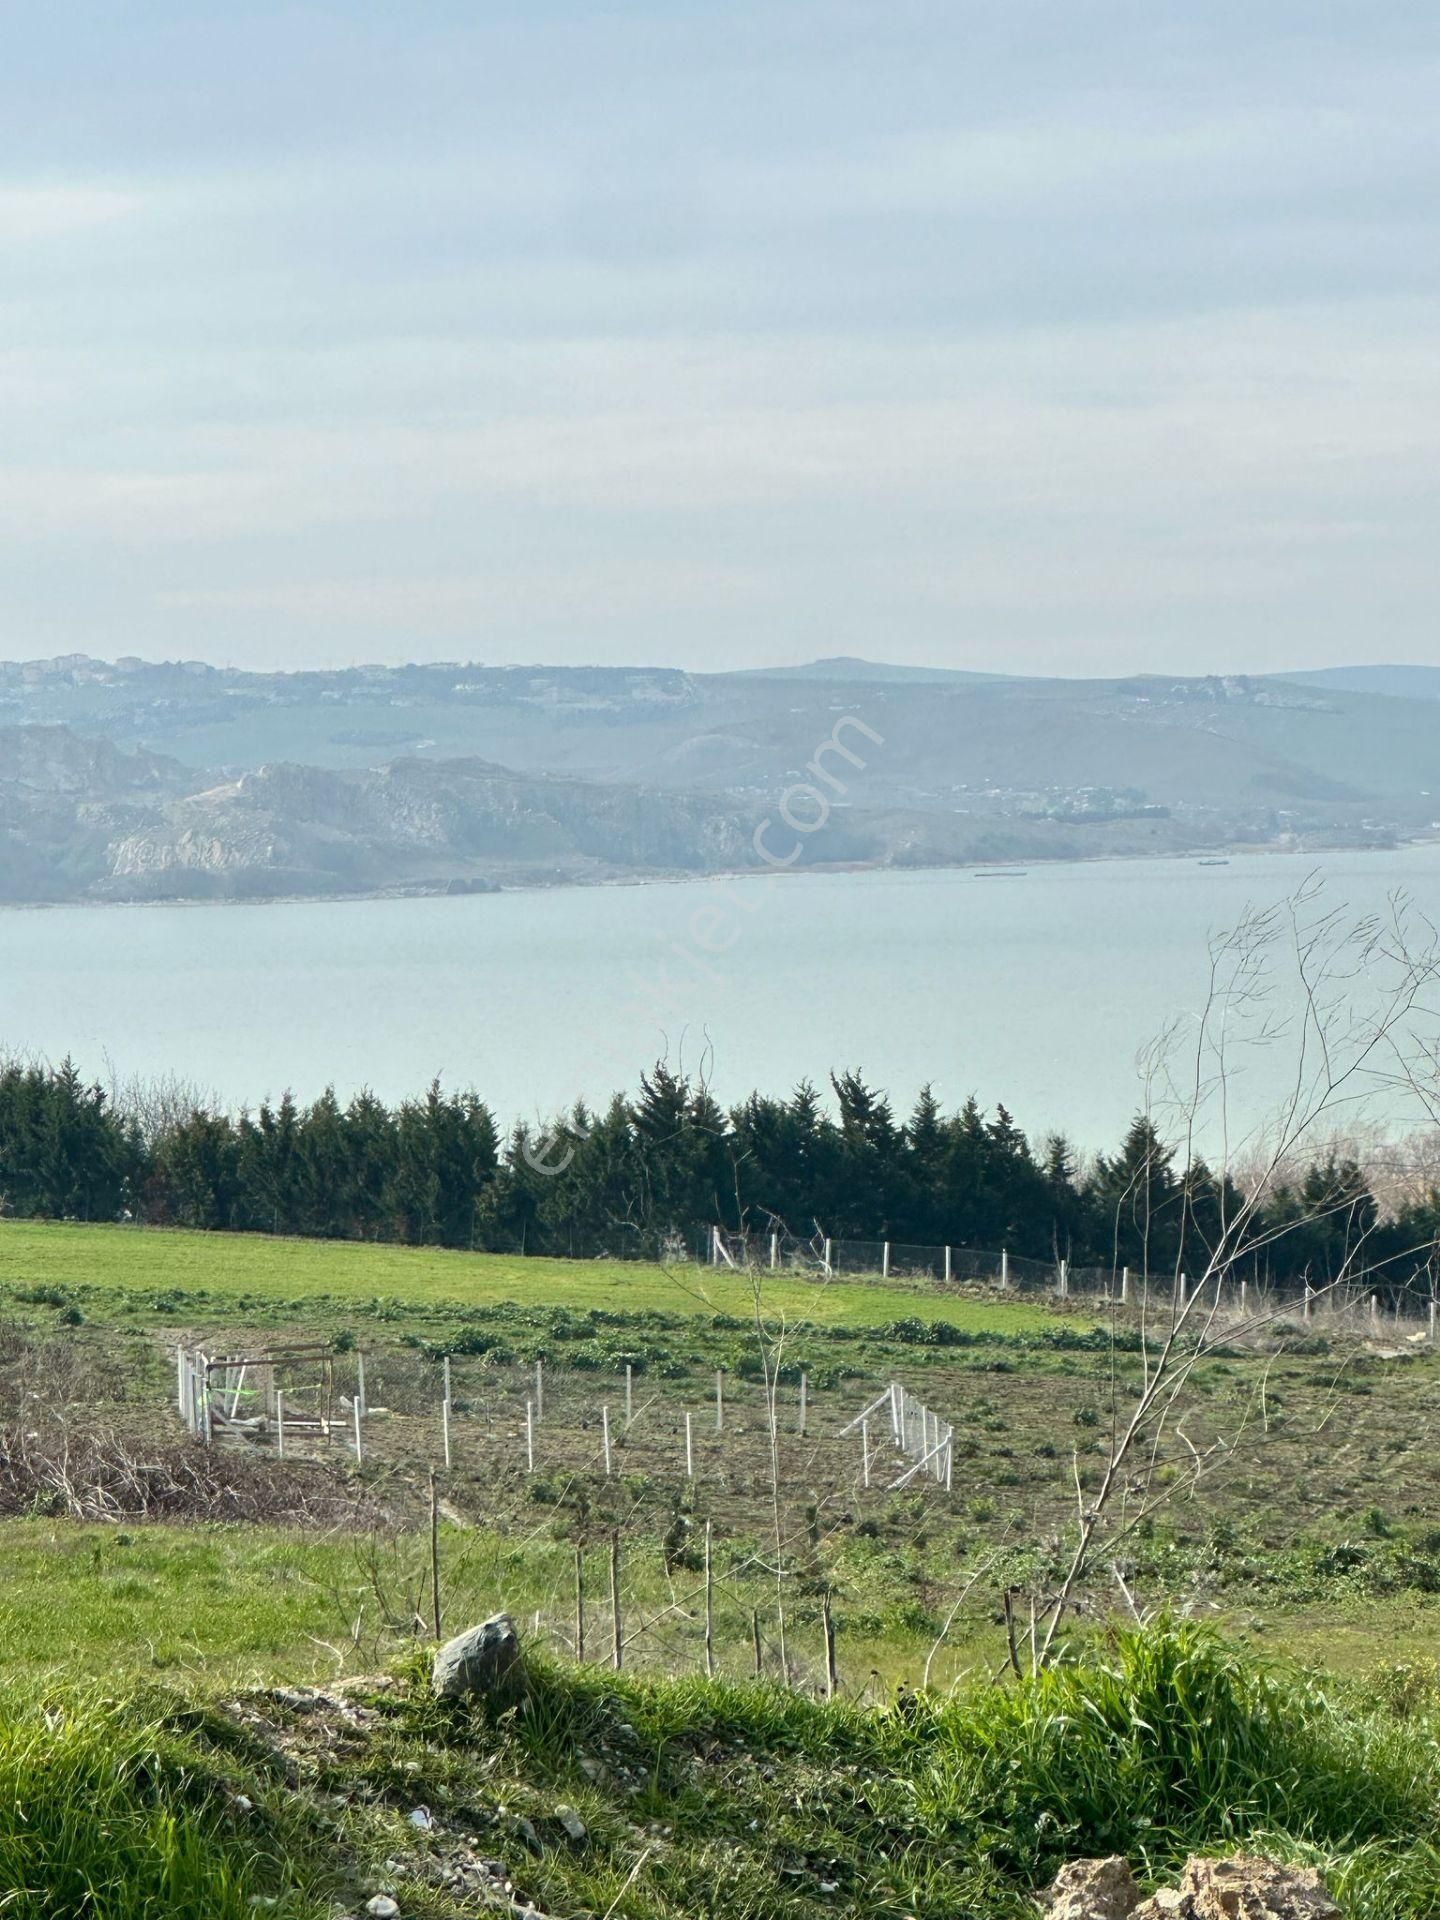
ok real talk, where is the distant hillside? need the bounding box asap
[1281,664,1440,701]
[2,656,1438,900]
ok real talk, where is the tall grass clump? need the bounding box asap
[933,1619,1438,1889]
[0,1697,316,1919]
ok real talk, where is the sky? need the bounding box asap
[3,1,1439,678]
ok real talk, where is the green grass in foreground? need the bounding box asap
[9,1621,1440,1919]
[0,1219,1066,1332]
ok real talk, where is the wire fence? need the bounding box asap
[708,1226,1440,1339]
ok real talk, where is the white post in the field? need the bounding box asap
[882,1241,891,1279]
[1058,1259,1068,1298]
[275,1389,285,1460]
[823,1238,833,1277]
[1000,1248,1009,1288]
[798,1372,808,1436]
[535,1360,544,1422]
[1121,1266,1130,1305]
[353,1398,364,1465]
[175,1348,185,1413]
[443,1354,452,1407]
[602,1404,612,1477]
[685,1412,694,1479]
[356,1354,367,1419]
[715,1370,725,1433]
[861,1417,871,1489]
[525,1400,535,1474]
[945,1428,954,1492]
[889,1382,901,1441]
[624,1364,633,1429]
[442,1356,453,1469]
[1370,1292,1379,1325]
[1430,1297,1437,1341]
[711,1225,721,1267]
[944,1245,953,1284]
[769,1233,779,1270]
[1239,1278,1247,1316]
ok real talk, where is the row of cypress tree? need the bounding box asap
[1,1055,1435,1288]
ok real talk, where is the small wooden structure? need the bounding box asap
[176,1343,336,1449]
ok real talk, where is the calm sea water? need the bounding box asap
[4,847,1439,1151]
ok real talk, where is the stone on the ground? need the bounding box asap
[431,1613,526,1705]
[364,1899,400,1919]
[1132,1856,1341,1920]
[1044,1856,1141,1920]
[555,1805,587,1843]
[1042,1855,1340,1920]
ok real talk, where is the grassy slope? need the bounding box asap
[0,1220,1062,1332]
[10,1621,1440,1920]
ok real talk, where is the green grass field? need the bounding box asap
[0,1219,1066,1333]
[5,1221,1440,1913]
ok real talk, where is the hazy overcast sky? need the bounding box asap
[4,2,1438,676]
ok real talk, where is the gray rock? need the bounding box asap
[1043,1857,1140,1920]
[364,1900,400,1919]
[555,1805,587,1843]
[431,1614,527,1705]
[1132,1856,1341,1920]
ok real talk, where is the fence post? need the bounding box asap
[1430,1297,1437,1341]
[860,1417,870,1489]
[798,1372,808,1437]
[1304,1284,1313,1322]
[602,1404,612,1477]
[442,1356,453,1470]
[944,1245,953,1284]
[1120,1265,1129,1305]
[704,1520,715,1679]
[769,1233,779,1271]
[751,1608,763,1677]
[353,1397,364,1465]
[1000,1248,1009,1288]
[822,1589,837,1701]
[575,1545,586,1663]
[882,1241,891,1279]
[715,1370,725,1433]
[1370,1292,1379,1325]
[525,1399,535,1474]
[535,1360,545,1422]
[275,1388,285,1459]
[685,1411,694,1479]
[944,1426,954,1492]
[823,1238,833,1277]
[610,1534,623,1672]
[711,1226,721,1267]
[356,1354,367,1419]
[1058,1259,1068,1298]
[1239,1278,1247,1316]
[625,1363,633,1429]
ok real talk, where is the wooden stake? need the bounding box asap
[602,1404,612,1477]
[275,1388,285,1459]
[356,1353,367,1419]
[442,1395,452,1472]
[685,1411,694,1479]
[429,1469,442,1640]
[610,1532,623,1672]
[703,1520,715,1679]
[525,1399,535,1474]
[822,1589,837,1700]
[625,1363,633,1428]
[574,1545,586,1663]
[353,1397,364,1465]
[751,1607,762,1677]
[860,1416,870,1489]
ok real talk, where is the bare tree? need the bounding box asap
[1036,879,1440,1662]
